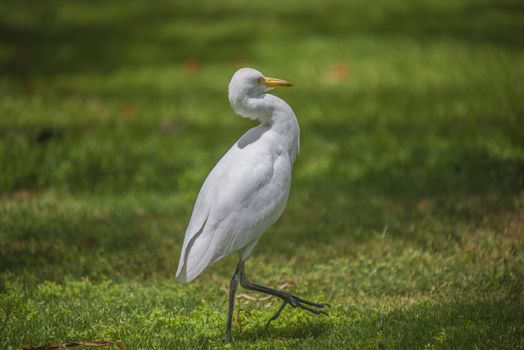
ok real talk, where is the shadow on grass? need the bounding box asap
[0,210,181,282]
[2,0,523,78]
[285,0,524,49]
[0,2,256,78]
[234,316,330,343]
[229,301,523,348]
[356,301,522,349]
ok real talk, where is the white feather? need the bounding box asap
[176,68,299,283]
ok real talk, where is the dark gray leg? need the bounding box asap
[224,260,243,343]
[238,262,328,330]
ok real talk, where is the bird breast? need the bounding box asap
[205,131,292,253]
[176,124,294,283]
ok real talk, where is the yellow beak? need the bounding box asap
[262,76,293,88]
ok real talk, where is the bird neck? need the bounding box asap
[233,93,300,161]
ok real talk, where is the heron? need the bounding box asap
[176,68,327,342]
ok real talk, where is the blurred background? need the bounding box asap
[1,0,523,348]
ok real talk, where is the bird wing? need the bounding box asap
[176,132,291,283]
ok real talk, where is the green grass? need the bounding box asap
[1,0,524,348]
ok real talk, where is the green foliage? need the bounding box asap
[1,0,523,348]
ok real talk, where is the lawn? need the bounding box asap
[1,0,523,349]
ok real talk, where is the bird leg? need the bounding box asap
[237,261,328,331]
[224,261,242,343]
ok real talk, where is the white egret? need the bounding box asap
[176,68,327,342]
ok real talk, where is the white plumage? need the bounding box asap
[176,68,300,283]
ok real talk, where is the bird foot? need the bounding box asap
[265,294,329,333]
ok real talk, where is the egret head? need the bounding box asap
[228,68,292,101]
[229,68,293,123]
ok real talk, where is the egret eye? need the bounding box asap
[257,76,265,84]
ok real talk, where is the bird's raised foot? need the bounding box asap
[224,334,233,344]
[286,295,329,317]
[265,294,329,333]
[287,294,330,311]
